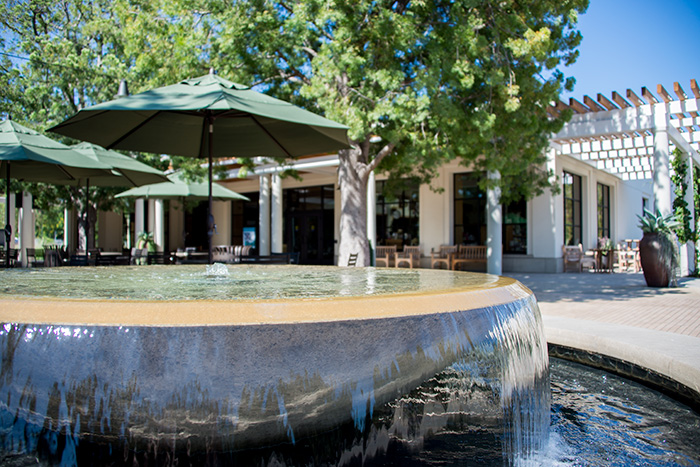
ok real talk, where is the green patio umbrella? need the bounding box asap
[50,71,350,263]
[71,142,170,187]
[116,172,249,251]
[69,142,171,253]
[0,119,113,266]
[115,172,249,202]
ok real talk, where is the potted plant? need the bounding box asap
[636,209,680,287]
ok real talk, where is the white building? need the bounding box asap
[52,80,700,274]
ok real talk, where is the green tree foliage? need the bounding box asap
[2,0,588,262]
[213,0,587,263]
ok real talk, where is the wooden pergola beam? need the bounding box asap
[674,82,687,101]
[569,97,590,114]
[626,89,645,106]
[597,93,619,111]
[584,95,605,112]
[613,91,632,108]
[641,87,659,104]
[691,79,700,98]
[657,84,673,103]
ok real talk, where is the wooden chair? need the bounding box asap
[347,253,358,267]
[618,240,640,272]
[580,249,597,272]
[213,245,234,263]
[395,246,421,268]
[451,245,487,271]
[430,245,457,269]
[25,248,45,267]
[375,245,397,267]
[562,244,583,272]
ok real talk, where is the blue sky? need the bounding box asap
[561,0,700,102]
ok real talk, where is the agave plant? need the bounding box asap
[636,209,680,286]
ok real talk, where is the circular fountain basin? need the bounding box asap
[0,265,548,463]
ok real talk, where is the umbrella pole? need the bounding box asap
[207,116,214,264]
[5,162,11,268]
[86,179,90,255]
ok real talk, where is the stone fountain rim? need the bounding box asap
[0,272,532,327]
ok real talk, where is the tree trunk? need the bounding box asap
[338,147,370,266]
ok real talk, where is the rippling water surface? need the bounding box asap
[0,264,501,300]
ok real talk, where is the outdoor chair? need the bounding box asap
[213,245,234,263]
[618,239,640,272]
[430,245,457,269]
[395,245,421,268]
[451,245,487,271]
[25,248,44,267]
[562,245,584,272]
[70,251,88,266]
[375,245,397,267]
[580,249,597,272]
[0,249,18,267]
[347,253,358,267]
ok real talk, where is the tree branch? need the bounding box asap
[367,142,396,173]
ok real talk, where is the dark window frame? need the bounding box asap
[563,171,582,246]
[597,183,611,240]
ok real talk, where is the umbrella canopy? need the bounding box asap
[0,119,113,184]
[116,172,249,202]
[49,73,350,159]
[70,142,170,187]
[0,119,114,266]
[50,72,350,263]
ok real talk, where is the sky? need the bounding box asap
[561,0,700,103]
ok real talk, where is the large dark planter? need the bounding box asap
[639,232,669,287]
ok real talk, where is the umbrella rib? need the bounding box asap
[250,116,293,158]
[106,111,162,150]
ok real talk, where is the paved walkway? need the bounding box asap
[507,271,700,405]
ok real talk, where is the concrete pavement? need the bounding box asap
[507,271,700,409]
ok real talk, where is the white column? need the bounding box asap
[19,191,33,267]
[271,174,283,253]
[64,207,76,252]
[366,170,377,265]
[653,105,672,215]
[147,199,156,237]
[486,170,502,275]
[259,174,271,256]
[134,199,145,239]
[154,199,164,252]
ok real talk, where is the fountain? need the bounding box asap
[0,265,550,465]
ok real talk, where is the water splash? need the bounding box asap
[205,262,230,277]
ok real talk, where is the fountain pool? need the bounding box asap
[0,265,550,465]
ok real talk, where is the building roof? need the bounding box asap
[550,79,700,180]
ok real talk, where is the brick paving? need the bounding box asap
[508,271,700,338]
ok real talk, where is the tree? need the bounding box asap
[0,0,215,249]
[2,0,588,264]
[212,0,587,265]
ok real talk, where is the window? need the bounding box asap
[376,179,419,249]
[597,183,611,240]
[454,173,486,245]
[563,171,582,246]
[454,173,527,253]
[503,199,527,254]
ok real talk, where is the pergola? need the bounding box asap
[549,79,700,218]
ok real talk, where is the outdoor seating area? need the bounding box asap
[563,240,641,273]
[372,243,487,271]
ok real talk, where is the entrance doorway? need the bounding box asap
[284,185,335,265]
